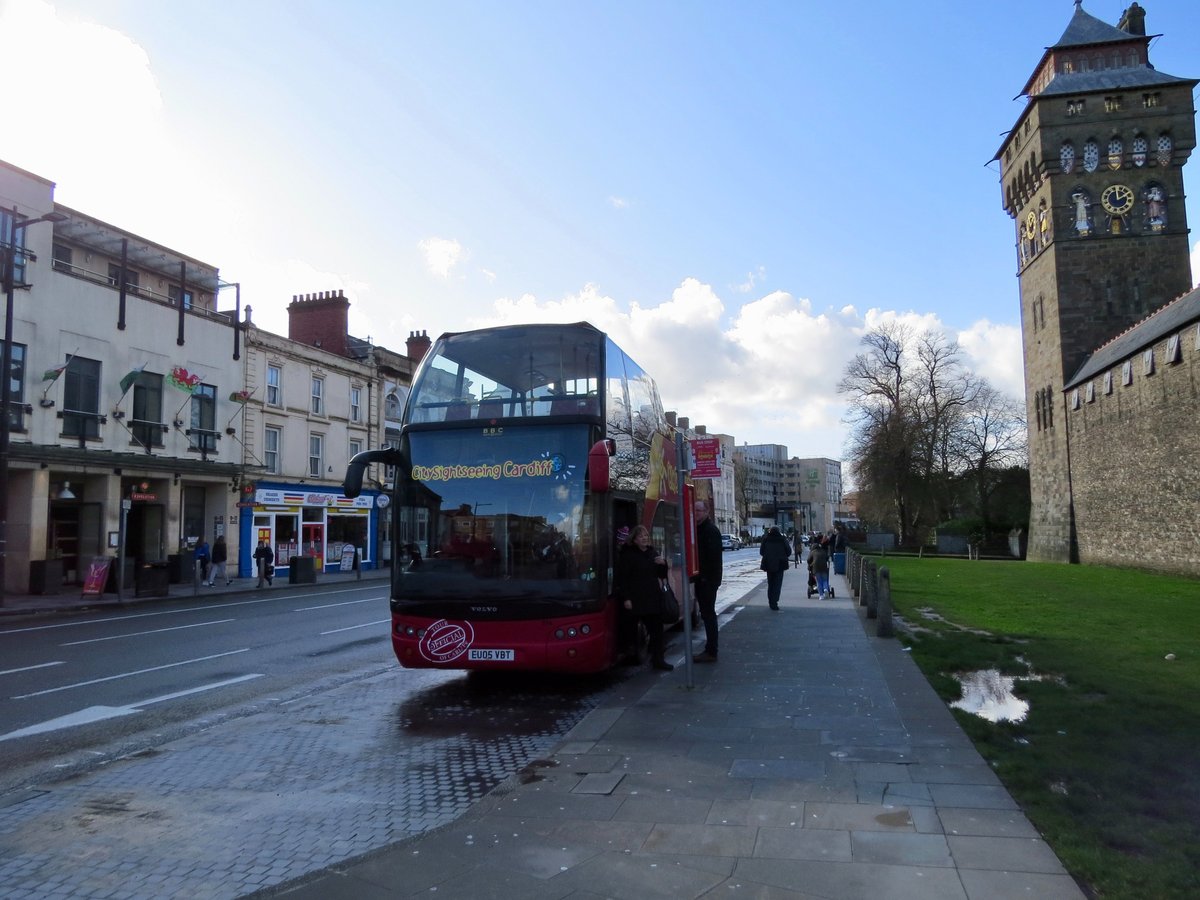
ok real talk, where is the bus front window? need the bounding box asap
[396,425,597,605]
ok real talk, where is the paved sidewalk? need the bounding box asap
[268,567,1085,900]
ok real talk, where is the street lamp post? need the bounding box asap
[1,208,67,605]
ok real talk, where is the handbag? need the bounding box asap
[659,581,680,624]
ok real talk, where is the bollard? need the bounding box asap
[850,551,860,596]
[355,547,362,581]
[193,559,201,596]
[876,566,893,637]
[865,560,878,618]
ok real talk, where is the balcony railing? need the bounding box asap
[51,258,233,323]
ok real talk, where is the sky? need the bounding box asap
[3,0,1199,469]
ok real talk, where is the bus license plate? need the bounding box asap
[469,649,514,661]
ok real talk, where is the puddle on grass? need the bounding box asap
[950,669,1046,723]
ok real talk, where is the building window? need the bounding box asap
[1104,95,1122,113]
[1142,349,1155,376]
[1167,334,1181,363]
[130,372,164,448]
[63,356,102,439]
[349,438,363,460]
[1067,99,1085,116]
[1,341,26,432]
[107,264,139,294]
[264,425,281,474]
[266,364,281,406]
[190,383,217,452]
[1104,371,1114,394]
[1106,137,1123,170]
[1143,92,1160,108]
[1122,361,1133,385]
[309,433,324,478]
[1132,135,1148,167]
[52,243,73,274]
[0,212,29,283]
[311,376,324,416]
[167,285,193,308]
[350,386,362,422]
[1085,381,1095,403]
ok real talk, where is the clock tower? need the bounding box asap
[996,2,1196,562]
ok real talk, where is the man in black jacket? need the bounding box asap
[692,499,724,663]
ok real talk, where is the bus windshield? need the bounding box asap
[395,424,598,608]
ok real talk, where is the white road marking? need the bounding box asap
[320,619,391,636]
[61,619,236,646]
[10,648,251,699]
[0,673,263,742]
[0,661,65,677]
[295,597,386,611]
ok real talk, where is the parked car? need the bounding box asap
[721,533,742,551]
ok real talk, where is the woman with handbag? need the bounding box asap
[614,525,674,671]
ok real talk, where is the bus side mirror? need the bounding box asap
[343,448,403,499]
[587,439,616,494]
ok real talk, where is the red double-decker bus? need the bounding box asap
[343,322,697,673]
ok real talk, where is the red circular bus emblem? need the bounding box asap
[419,619,474,663]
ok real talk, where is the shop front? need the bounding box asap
[238,484,379,577]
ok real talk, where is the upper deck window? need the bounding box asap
[408,325,604,424]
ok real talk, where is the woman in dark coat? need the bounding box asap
[759,526,791,610]
[614,525,673,671]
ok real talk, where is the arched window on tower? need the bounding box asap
[1131,134,1148,167]
[1157,133,1173,167]
[1107,136,1123,170]
[1082,139,1100,173]
[1060,141,1075,173]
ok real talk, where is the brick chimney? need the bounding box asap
[288,290,350,357]
[406,330,431,363]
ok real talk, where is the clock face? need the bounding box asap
[1101,184,1134,215]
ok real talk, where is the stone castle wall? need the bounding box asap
[1066,321,1200,576]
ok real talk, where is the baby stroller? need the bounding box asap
[805,561,836,599]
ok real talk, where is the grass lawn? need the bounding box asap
[872,556,1200,900]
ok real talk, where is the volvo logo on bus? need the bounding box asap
[419,619,474,663]
[470,606,498,613]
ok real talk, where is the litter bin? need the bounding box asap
[136,562,171,597]
[288,555,317,584]
[29,558,64,595]
[167,554,185,584]
[833,552,846,575]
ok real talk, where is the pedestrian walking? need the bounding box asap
[208,534,229,586]
[759,526,791,610]
[193,539,211,584]
[254,540,275,588]
[810,539,831,599]
[614,525,673,671]
[691,499,723,664]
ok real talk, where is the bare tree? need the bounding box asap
[951,382,1028,534]
[839,323,1016,546]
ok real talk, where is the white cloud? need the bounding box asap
[608,196,629,209]
[465,281,1029,460]
[418,237,466,279]
[734,265,767,294]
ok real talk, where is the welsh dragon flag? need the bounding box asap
[167,366,202,393]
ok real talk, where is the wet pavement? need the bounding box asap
[268,563,1085,900]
